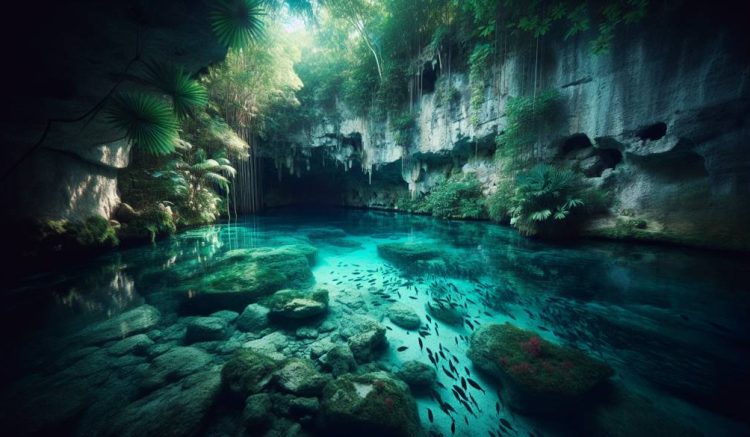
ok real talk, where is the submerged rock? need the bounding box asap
[108,333,154,356]
[388,303,421,330]
[467,323,614,414]
[243,392,273,428]
[180,244,318,312]
[76,305,161,345]
[319,345,357,377]
[221,349,280,396]
[377,241,442,267]
[425,300,464,326]
[148,346,212,386]
[109,369,221,437]
[320,371,422,437]
[274,358,331,396]
[236,303,270,332]
[348,324,387,363]
[396,361,436,390]
[185,316,228,343]
[265,288,329,320]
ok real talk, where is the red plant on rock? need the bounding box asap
[521,336,542,358]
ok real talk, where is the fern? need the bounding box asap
[142,61,208,118]
[210,0,265,49]
[107,93,179,155]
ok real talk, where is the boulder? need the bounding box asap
[377,241,442,266]
[243,393,272,428]
[109,369,221,437]
[266,288,329,320]
[108,334,154,356]
[221,350,279,396]
[388,303,421,330]
[185,317,227,343]
[396,361,436,390]
[467,323,614,414]
[242,331,289,358]
[426,300,464,326]
[319,345,357,377]
[75,305,160,345]
[210,310,239,323]
[236,303,270,332]
[296,327,319,339]
[348,325,387,363]
[148,347,212,386]
[179,244,318,312]
[274,358,331,396]
[320,372,422,437]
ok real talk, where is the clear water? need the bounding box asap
[2,207,749,436]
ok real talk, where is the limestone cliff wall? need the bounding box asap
[263,15,750,250]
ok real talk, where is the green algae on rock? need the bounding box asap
[468,323,614,414]
[221,350,280,396]
[264,288,330,320]
[178,243,318,312]
[320,371,423,437]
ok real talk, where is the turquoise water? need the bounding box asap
[1,207,749,436]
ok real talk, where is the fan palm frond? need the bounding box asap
[210,0,266,49]
[142,61,208,118]
[203,171,230,190]
[107,93,179,155]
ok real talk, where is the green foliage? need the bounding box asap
[486,177,515,222]
[469,43,492,126]
[507,164,588,236]
[142,61,208,119]
[69,216,120,248]
[390,111,415,147]
[423,173,485,219]
[495,89,564,168]
[107,93,179,155]
[123,206,177,243]
[434,76,461,109]
[210,0,266,49]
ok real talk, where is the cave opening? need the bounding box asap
[636,122,667,141]
[561,133,594,155]
[421,61,439,94]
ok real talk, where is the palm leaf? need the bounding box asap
[107,93,178,155]
[210,0,266,49]
[142,61,208,118]
[193,159,221,172]
[203,171,230,190]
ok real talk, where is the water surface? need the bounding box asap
[2,208,748,436]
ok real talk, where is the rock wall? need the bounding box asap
[0,0,226,223]
[263,12,750,251]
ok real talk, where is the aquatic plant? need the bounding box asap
[210,0,266,49]
[69,216,120,248]
[106,93,179,155]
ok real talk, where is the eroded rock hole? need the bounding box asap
[421,62,438,94]
[562,133,593,155]
[636,122,667,141]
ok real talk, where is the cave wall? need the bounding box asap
[264,10,750,250]
[0,0,226,223]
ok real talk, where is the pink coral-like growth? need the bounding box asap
[521,336,543,358]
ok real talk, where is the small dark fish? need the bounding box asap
[537,326,549,332]
[443,366,456,380]
[428,354,437,366]
[454,337,459,345]
[465,367,471,376]
[436,381,446,389]
[524,309,535,319]
[708,321,731,333]
[409,296,418,300]
[425,314,433,323]
[451,420,456,435]
[461,376,467,390]
[439,350,447,360]
[467,378,486,393]
[418,338,423,350]
[427,408,434,423]
[397,346,408,352]
[500,418,514,430]
[508,313,517,320]
[495,401,501,414]
[386,326,393,330]
[465,319,475,330]
[464,416,469,425]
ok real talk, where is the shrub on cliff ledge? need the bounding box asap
[424,174,485,219]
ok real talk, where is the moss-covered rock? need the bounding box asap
[320,372,423,437]
[425,299,465,326]
[388,303,421,330]
[180,244,318,312]
[274,358,331,396]
[264,288,329,320]
[467,323,614,414]
[377,241,442,267]
[396,361,436,391]
[221,350,280,396]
